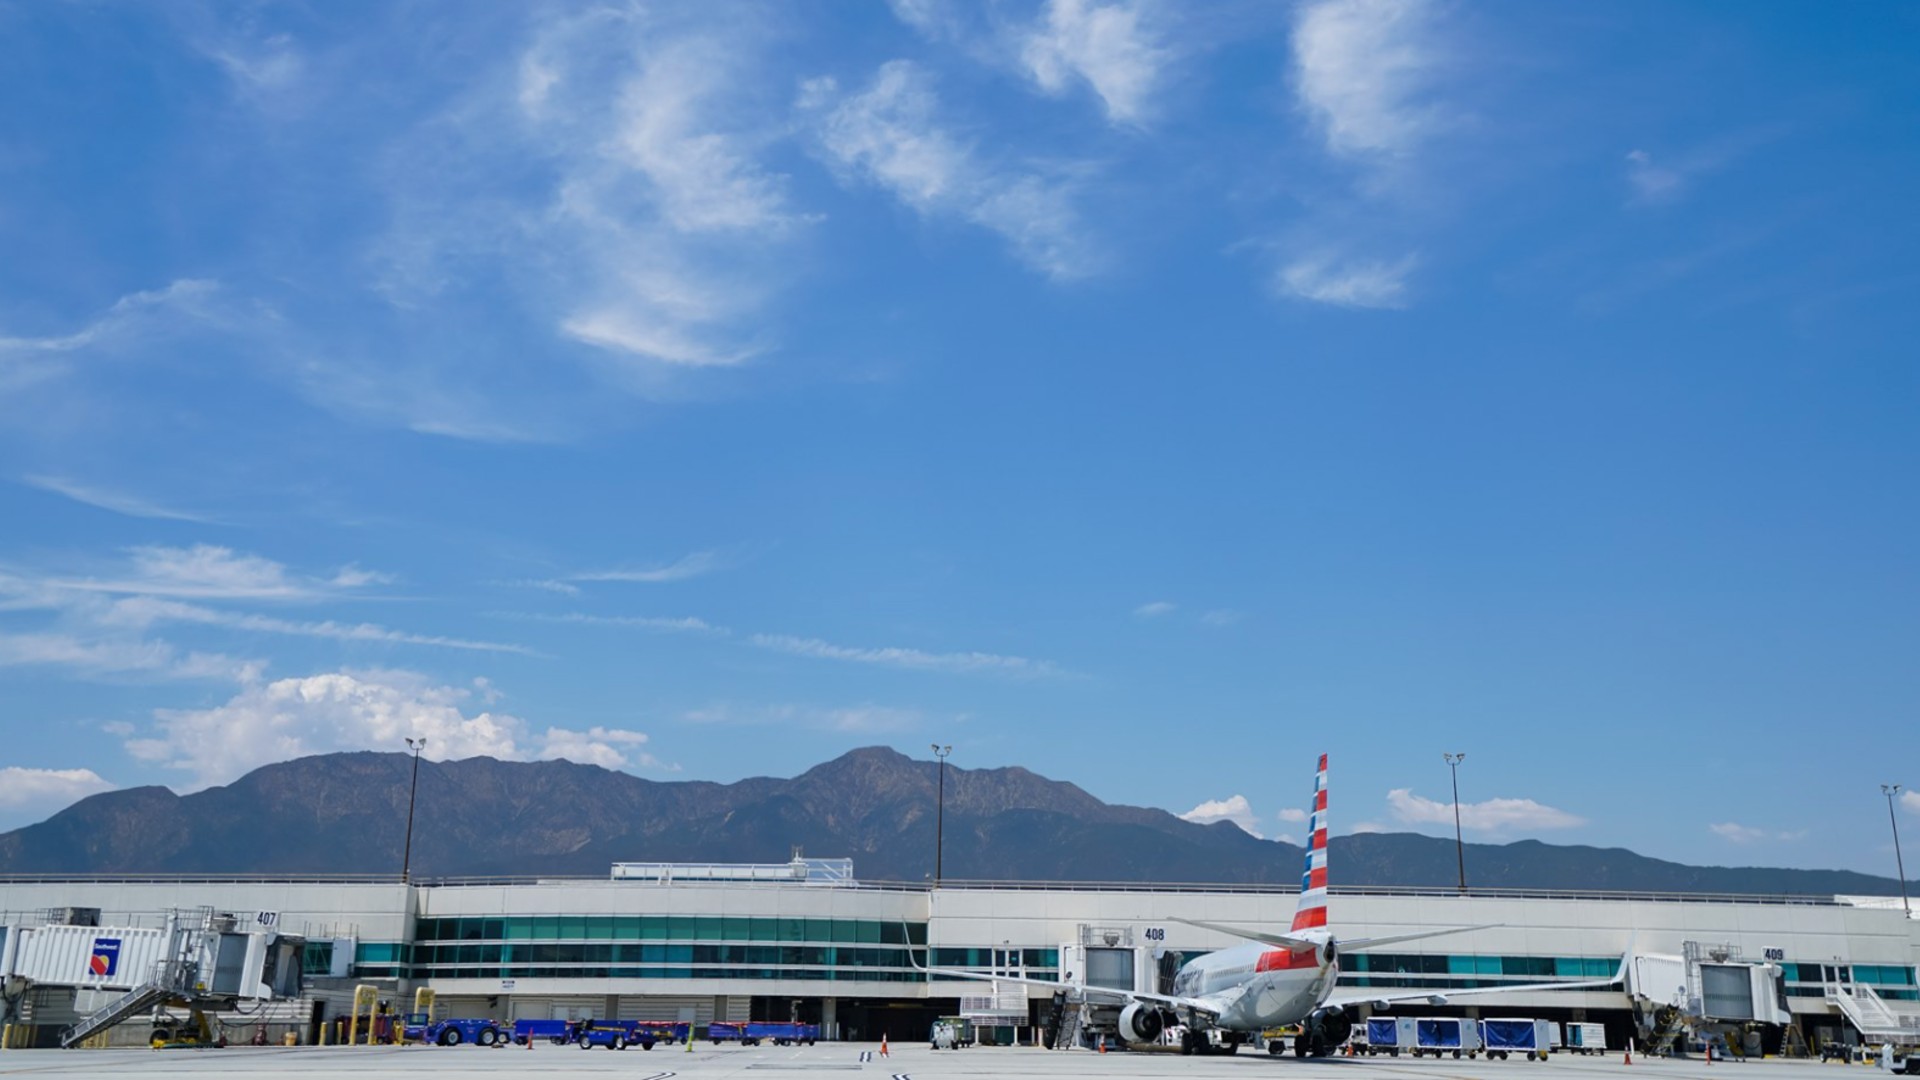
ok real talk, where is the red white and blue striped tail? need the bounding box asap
[1291,753,1329,931]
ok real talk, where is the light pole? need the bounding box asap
[932,744,952,886]
[1444,752,1467,893]
[1883,784,1910,917]
[401,737,426,883]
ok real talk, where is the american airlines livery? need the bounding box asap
[922,754,1627,1056]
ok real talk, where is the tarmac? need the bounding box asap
[0,1043,1888,1080]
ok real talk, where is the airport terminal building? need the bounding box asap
[2,859,1917,1052]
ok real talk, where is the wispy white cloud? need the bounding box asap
[571,550,721,584]
[1708,822,1810,845]
[749,632,1059,677]
[125,669,668,790]
[1276,806,1309,823]
[21,475,217,523]
[1133,600,1176,618]
[1904,790,1920,815]
[1349,820,1387,834]
[1021,0,1167,127]
[1625,149,1683,203]
[1180,793,1263,838]
[682,702,925,733]
[495,611,724,635]
[802,61,1099,279]
[496,578,583,597]
[1291,0,1442,161]
[1277,252,1417,308]
[1198,608,1243,627]
[0,632,259,683]
[104,596,533,655]
[0,280,220,357]
[48,544,370,601]
[1387,787,1586,832]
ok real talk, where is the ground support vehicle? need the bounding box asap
[401,1015,509,1047]
[634,1020,689,1044]
[575,1020,657,1050]
[747,1021,820,1046]
[511,1019,576,1046]
[1482,1018,1555,1060]
[1565,1021,1607,1054]
[1411,1018,1482,1059]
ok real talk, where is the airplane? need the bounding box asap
[917,754,1628,1056]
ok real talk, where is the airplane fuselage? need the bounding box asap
[1170,937,1339,1032]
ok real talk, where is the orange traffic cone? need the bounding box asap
[880,1034,890,1058]
[1706,1042,1714,1065]
[1099,1035,1107,1054]
[1624,1040,1632,1065]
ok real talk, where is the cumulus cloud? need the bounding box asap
[749,632,1059,677]
[1904,790,1920,815]
[0,766,116,813]
[1349,820,1387,834]
[802,61,1098,279]
[123,669,666,790]
[1021,0,1167,126]
[1276,806,1309,823]
[1291,0,1442,160]
[1180,794,1263,838]
[1709,822,1810,845]
[1387,787,1586,833]
[1133,600,1176,618]
[1277,253,1417,308]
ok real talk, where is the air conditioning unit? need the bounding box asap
[47,907,101,927]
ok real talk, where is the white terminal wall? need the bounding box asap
[0,881,411,943]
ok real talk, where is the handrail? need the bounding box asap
[0,873,1863,906]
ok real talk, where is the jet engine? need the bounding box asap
[1117,1003,1169,1044]
[1305,1008,1351,1054]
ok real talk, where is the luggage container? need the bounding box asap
[1566,1021,1607,1054]
[1364,1017,1418,1056]
[1481,1018,1556,1060]
[1412,1017,1481,1058]
[511,1018,576,1045]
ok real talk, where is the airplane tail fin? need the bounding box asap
[1291,753,1329,931]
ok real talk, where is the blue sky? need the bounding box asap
[2,1,1917,876]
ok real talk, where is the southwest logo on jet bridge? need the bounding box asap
[89,938,121,978]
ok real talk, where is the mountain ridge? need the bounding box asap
[0,747,1909,897]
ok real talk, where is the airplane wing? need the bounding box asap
[1170,917,1320,951]
[1325,952,1630,1011]
[1340,925,1501,951]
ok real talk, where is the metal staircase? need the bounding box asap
[1827,982,1920,1046]
[60,980,173,1048]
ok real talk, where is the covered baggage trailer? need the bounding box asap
[1412,1017,1482,1058]
[511,1018,576,1045]
[1482,1018,1556,1060]
[1364,1017,1417,1056]
[746,1021,819,1046]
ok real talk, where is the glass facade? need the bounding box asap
[381,916,932,982]
[1339,954,1617,990]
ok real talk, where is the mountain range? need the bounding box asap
[0,746,1909,897]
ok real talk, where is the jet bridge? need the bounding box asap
[0,907,304,1048]
[1627,941,1791,1057]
